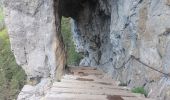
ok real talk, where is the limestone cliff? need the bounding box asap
[64,0,170,99]
[3,0,66,99]
[3,0,170,100]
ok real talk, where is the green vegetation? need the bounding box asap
[61,17,83,65]
[0,8,4,22]
[0,9,26,100]
[131,87,148,97]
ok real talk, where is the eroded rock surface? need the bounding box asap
[68,0,170,100]
[3,0,66,99]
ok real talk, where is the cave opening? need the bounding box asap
[60,0,98,67]
[60,0,111,68]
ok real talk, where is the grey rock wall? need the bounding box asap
[70,0,170,99]
[3,0,66,99]
[70,0,113,73]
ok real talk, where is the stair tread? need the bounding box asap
[62,75,117,85]
[53,82,130,91]
[60,79,118,86]
[45,93,150,100]
[49,87,143,97]
[69,66,97,70]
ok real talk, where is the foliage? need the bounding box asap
[61,17,83,65]
[131,87,148,97]
[0,8,4,22]
[0,16,26,100]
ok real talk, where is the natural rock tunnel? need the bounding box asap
[3,0,170,99]
[61,0,112,70]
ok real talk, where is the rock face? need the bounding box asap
[3,0,170,100]
[68,0,170,99]
[3,0,66,99]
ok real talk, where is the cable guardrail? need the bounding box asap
[76,54,170,77]
[131,55,170,77]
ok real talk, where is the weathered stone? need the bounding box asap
[18,78,52,100]
[70,0,170,99]
[3,0,66,99]
[4,0,43,16]
[4,0,66,79]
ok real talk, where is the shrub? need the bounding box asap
[61,17,83,65]
[131,87,148,97]
[0,28,26,99]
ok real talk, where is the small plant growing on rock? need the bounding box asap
[131,87,148,97]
